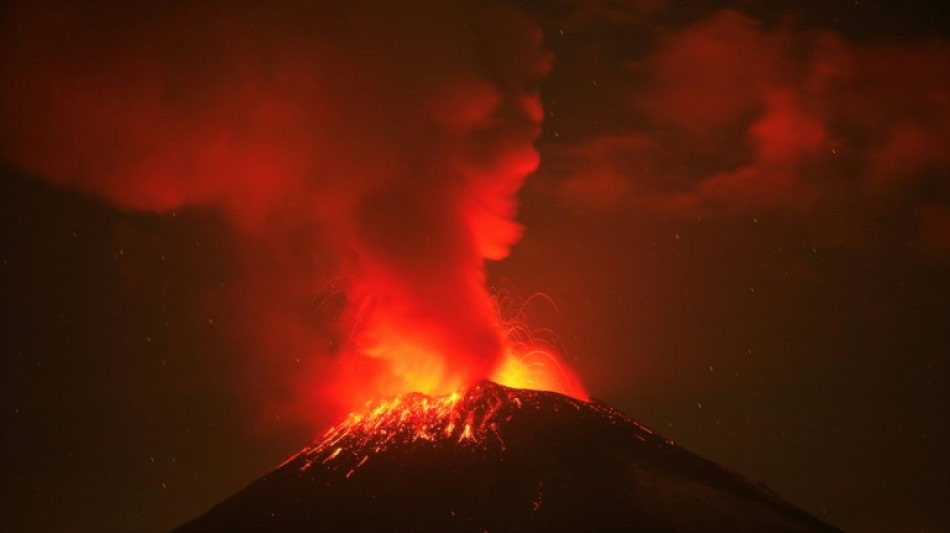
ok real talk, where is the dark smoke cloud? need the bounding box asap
[0,0,551,414]
[541,9,950,254]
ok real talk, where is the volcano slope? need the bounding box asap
[173,380,842,532]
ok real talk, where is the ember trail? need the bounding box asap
[288,380,662,479]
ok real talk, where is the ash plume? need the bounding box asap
[0,0,551,409]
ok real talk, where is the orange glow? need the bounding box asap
[491,347,587,401]
[332,291,588,411]
[490,294,587,400]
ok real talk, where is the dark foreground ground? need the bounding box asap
[174,381,843,532]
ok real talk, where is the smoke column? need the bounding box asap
[0,0,560,406]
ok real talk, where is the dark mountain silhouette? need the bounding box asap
[173,380,842,532]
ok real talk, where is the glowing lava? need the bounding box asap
[290,381,613,479]
[491,346,586,401]
[491,297,587,400]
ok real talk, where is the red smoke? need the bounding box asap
[0,0,585,417]
[550,9,950,249]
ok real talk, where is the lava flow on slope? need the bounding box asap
[174,381,842,532]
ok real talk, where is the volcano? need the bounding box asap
[173,381,841,532]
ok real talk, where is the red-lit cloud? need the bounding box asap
[548,9,950,248]
[0,0,556,418]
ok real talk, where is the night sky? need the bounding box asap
[2,1,949,532]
